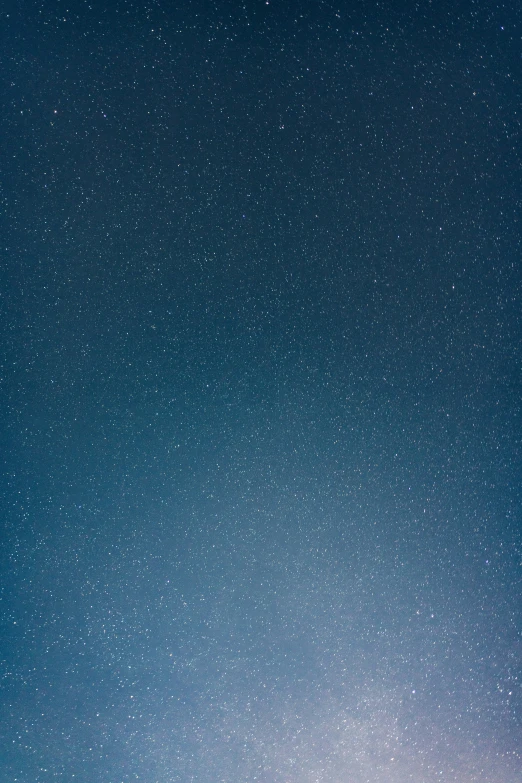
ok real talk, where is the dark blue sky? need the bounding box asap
[2,1,521,781]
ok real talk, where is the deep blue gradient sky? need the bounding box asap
[2,1,521,781]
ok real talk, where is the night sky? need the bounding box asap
[1,1,521,781]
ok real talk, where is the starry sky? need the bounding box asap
[1,0,521,781]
